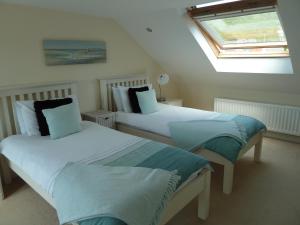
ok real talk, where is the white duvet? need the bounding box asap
[116,103,221,137]
[0,121,142,194]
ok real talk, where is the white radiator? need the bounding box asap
[214,98,300,136]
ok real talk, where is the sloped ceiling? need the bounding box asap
[2,0,300,94]
[115,0,300,95]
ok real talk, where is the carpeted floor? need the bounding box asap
[0,137,299,225]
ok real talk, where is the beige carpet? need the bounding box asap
[0,137,299,225]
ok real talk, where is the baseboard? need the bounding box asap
[265,131,300,144]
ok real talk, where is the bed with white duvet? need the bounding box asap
[99,76,266,194]
[1,122,210,225]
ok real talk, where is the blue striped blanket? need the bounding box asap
[169,114,266,162]
[53,140,209,225]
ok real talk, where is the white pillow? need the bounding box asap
[15,100,39,136]
[112,87,123,111]
[15,101,30,135]
[117,84,153,113]
[69,95,82,122]
[14,95,81,136]
[118,86,132,113]
[20,102,40,136]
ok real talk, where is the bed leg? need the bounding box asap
[198,170,211,220]
[0,177,4,200]
[0,156,12,184]
[254,138,263,162]
[223,163,234,194]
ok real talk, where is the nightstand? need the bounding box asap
[159,98,183,107]
[82,110,116,129]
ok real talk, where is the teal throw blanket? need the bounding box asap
[54,163,180,225]
[53,140,210,225]
[168,115,266,162]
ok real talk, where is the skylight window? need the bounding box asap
[188,0,289,58]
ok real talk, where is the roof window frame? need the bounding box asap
[187,0,289,58]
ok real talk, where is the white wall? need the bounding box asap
[1,1,299,113]
[0,4,179,112]
[181,82,300,111]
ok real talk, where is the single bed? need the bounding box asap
[0,81,211,225]
[99,75,266,194]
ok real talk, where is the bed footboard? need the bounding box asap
[0,172,3,200]
[197,170,211,220]
[254,138,263,162]
[159,169,211,224]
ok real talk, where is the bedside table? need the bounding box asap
[82,110,116,129]
[159,98,183,107]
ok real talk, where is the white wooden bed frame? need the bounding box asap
[0,81,211,225]
[99,75,264,194]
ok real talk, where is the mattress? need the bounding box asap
[1,121,143,194]
[116,103,221,137]
[0,121,205,195]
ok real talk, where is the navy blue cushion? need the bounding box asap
[34,98,72,136]
[128,86,149,113]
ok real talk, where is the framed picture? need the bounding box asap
[43,40,106,65]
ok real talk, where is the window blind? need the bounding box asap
[188,0,277,20]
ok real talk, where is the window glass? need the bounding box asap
[191,9,289,58]
[199,11,287,48]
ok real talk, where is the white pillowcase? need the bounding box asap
[15,95,81,136]
[112,87,123,111]
[116,84,153,113]
[118,86,133,113]
[21,103,41,136]
[15,100,40,136]
[15,101,26,135]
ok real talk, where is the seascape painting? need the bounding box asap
[43,40,106,65]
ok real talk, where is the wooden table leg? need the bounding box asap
[0,173,4,200]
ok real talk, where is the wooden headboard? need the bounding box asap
[0,81,77,140]
[99,75,150,111]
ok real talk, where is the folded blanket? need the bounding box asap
[54,163,180,225]
[53,140,210,225]
[169,119,247,151]
[168,114,266,162]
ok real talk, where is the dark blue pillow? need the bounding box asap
[128,86,149,113]
[34,98,73,136]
